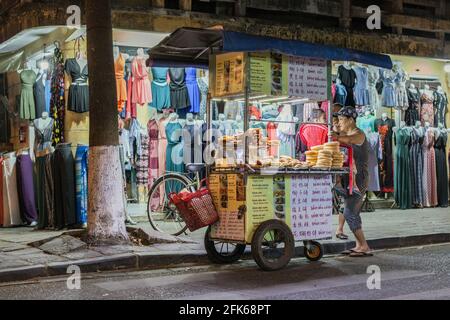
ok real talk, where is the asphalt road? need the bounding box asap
[1,244,450,300]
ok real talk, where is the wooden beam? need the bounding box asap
[235,0,247,17]
[391,0,403,13]
[340,0,352,30]
[152,0,164,8]
[179,0,192,11]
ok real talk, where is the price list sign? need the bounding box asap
[290,174,333,241]
[288,56,328,101]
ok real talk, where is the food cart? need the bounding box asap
[149,28,393,271]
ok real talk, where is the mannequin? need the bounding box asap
[415,120,421,129]
[20,60,37,120]
[343,61,351,69]
[420,86,435,126]
[433,85,448,128]
[113,46,130,61]
[381,112,388,121]
[186,112,195,125]
[169,112,179,123]
[357,110,376,132]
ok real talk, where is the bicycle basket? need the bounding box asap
[168,188,219,232]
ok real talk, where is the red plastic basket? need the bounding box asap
[168,187,219,232]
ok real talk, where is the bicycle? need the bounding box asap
[147,163,246,264]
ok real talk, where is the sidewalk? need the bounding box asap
[0,207,449,283]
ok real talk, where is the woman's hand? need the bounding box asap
[329,131,339,141]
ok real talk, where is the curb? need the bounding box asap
[1,233,449,283]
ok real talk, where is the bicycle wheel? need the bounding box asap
[147,174,194,236]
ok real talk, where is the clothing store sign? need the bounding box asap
[289,174,333,241]
[288,57,328,101]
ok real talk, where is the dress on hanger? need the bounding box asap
[198,76,209,120]
[422,128,438,207]
[165,122,185,194]
[420,92,434,126]
[333,83,347,106]
[394,70,409,110]
[374,117,395,193]
[136,132,149,186]
[337,65,356,107]
[366,132,382,192]
[65,58,89,113]
[434,130,448,208]
[147,119,160,210]
[151,67,171,111]
[131,56,152,105]
[185,68,200,114]
[115,53,128,112]
[276,106,296,158]
[356,115,376,133]
[406,87,420,126]
[20,70,37,120]
[433,91,448,128]
[34,73,46,117]
[368,67,380,110]
[353,66,370,106]
[410,127,424,207]
[157,117,169,205]
[50,48,65,145]
[380,70,396,108]
[394,127,412,209]
[169,68,190,111]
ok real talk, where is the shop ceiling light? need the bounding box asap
[444,63,450,73]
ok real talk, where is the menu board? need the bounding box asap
[209,174,245,241]
[250,52,271,94]
[290,174,333,241]
[288,56,328,101]
[245,176,275,242]
[250,53,289,96]
[215,53,244,96]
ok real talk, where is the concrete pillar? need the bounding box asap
[179,0,192,11]
[340,0,351,30]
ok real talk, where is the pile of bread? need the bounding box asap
[305,142,345,169]
[278,156,310,169]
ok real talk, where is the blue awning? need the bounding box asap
[148,28,393,69]
[222,31,393,69]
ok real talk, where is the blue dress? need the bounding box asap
[151,67,171,111]
[165,122,185,194]
[185,68,200,114]
[334,84,347,106]
[353,66,370,106]
[380,70,397,108]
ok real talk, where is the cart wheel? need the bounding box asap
[251,220,295,271]
[204,226,246,264]
[303,241,324,262]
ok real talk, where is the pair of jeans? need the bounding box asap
[75,145,89,225]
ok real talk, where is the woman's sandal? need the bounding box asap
[336,233,349,240]
[349,251,374,257]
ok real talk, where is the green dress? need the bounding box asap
[20,70,37,120]
[394,127,412,209]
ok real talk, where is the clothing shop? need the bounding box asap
[0,25,449,236]
[330,55,450,210]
